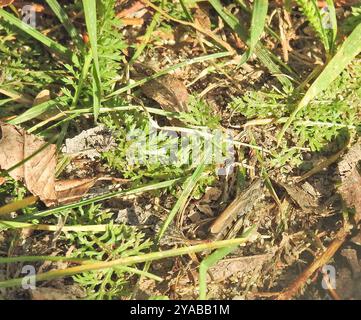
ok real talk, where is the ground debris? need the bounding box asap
[62,125,116,160]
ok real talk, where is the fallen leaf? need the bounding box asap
[33,89,50,106]
[339,167,361,222]
[202,187,222,203]
[55,178,97,204]
[0,122,57,206]
[196,204,213,216]
[116,1,145,18]
[193,2,212,30]
[0,123,103,208]
[132,63,189,113]
[0,0,14,8]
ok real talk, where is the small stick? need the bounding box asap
[275,224,350,300]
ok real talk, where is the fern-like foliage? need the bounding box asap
[296,0,331,52]
[65,204,152,300]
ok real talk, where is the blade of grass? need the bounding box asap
[130,12,161,63]
[0,256,88,264]
[277,21,361,145]
[7,96,69,125]
[0,8,75,63]
[199,226,255,300]
[326,0,337,54]
[0,196,39,217]
[179,0,193,22]
[0,221,120,232]
[82,0,102,121]
[296,0,330,52]
[55,51,93,147]
[156,159,206,242]
[13,178,183,222]
[0,237,250,288]
[208,0,293,88]
[239,0,269,65]
[116,266,163,282]
[141,0,235,54]
[45,0,82,48]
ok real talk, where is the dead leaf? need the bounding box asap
[55,178,97,204]
[277,179,320,213]
[196,204,213,216]
[202,187,222,203]
[273,0,360,7]
[33,89,50,106]
[0,122,57,206]
[193,2,212,30]
[0,0,14,8]
[132,63,189,113]
[116,1,145,18]
[339,167,361,222]
[0,123,103,208]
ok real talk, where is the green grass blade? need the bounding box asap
[247,0,268,59]
[179,0,194,22]
[199,245,237,300]
[326,0,337,54]
[157,160,206,242]
[0,8,75,62]
[198,227,255,300]
[92,67,102,121]
[8,96,69,125]
[0,238,250,288]
[0,256,88,264]
[209,0,292,88]
[45,0,82,48]
[14,178,183,222]
[82,0,102,120]
[277,21,361,144]
[130,12,160,63]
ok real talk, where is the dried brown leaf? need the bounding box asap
[0,0,14,8]
[0,122,57,206]
[33,89,50,106]
[132,63,189,113]
[55,178,97,205]
[0,123,100,207]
